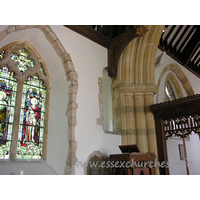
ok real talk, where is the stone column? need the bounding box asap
[144,91,159,175]
[116,83,159,173]
[120,93,136,145]
[134,92,148,153]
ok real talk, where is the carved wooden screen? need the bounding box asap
[164,115,200,139]
[150,95,200,175]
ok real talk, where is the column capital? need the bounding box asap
[117,83,158,95]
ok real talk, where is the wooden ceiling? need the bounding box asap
[159,25,200,77]
[64,25,148,77]
[64,25,200,78]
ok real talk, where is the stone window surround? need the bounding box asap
[156,64,194,104]
[0,25,78,175]
[96,76,120,135]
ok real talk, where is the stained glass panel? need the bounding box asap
[10,48,35,72]
[40,64,46,76]
[0,65,17,159]
[0,50,5,59]
[17,75,46,159]
[165,81,176,101]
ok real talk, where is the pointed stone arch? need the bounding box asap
[156,64,194,103]
[111,25,165,175]
[164,72,184,101]
[0,25,78,175]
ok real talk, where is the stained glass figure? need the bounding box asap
[0,65,17,159]
[17,75,46,159]
[0,50,5,59]
[10,48,35,72]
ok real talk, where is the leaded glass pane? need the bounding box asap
[0,65,17,159]
[0,50,5,59]
[165,81,176,101]
[10,48,35,73]
[40,64,46,76]
[17,75,46,159]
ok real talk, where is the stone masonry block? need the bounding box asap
[45,30,58,43]
[68,102,78,110]
[66,61,75,71]
[61,53,72,64]
[64,164,76,175]
[15,25,27,30]
[69,84,78,94]
[68,140,78,153]
[52,39,66,57]
[69,93,77,102]
[68,116,77,126]
[41,25,52,34]
[68,127,75,140]
[7,25,16,33]
[66,71,78,81]
[66,108,76,117]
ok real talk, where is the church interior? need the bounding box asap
[0,25,200,175]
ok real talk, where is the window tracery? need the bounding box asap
[0,41,49,160]
[10,48,35,72]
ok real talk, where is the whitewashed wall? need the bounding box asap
[0,26,121,175]
[155,49,200,175]
[51,26,121,175]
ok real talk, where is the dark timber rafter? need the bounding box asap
[159,25,200,78]
[64,25,148,77]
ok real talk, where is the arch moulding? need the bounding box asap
[0,25,78,175]
[156,64,194,103]
[164,72,184,101]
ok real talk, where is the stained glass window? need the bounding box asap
[10,48,35,72]
[0,41,48,161]
[17,75,46,159]
[0,65,17,159]
[0,50,5,59]
[40,63,46,76]
[165,81,176,101]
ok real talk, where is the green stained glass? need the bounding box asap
[0,50,5,59]
[0,65,18,159]
[17,75,46,159]
[10,48,35,73]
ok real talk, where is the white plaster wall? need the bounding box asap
[51,26,121,175]
[155,48,200,175]
[0,26,69,175]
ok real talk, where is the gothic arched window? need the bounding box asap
[165,80,176,101]
[0,41,50,160]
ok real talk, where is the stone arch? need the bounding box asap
[0,25,78,175]
[156,64,194,103]
[113,25,165,87]
[84,151,110,175]
[164,72,184,101]
[111,26,165,175]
